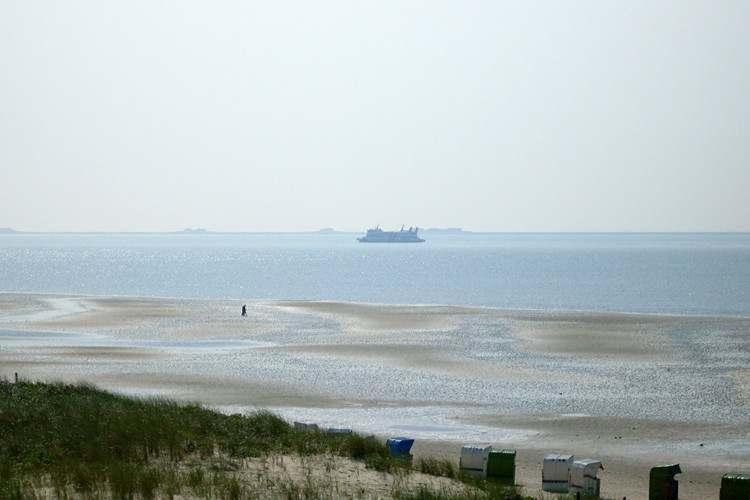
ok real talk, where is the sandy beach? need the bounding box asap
[1,292,748,499]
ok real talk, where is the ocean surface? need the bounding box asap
[1,232,749,316]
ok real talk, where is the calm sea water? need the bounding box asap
[1,232,749,316]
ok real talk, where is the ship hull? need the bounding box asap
[357,238,425,243]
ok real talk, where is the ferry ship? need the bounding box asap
[357,226,425,243]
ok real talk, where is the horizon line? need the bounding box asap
[2,229,750,235]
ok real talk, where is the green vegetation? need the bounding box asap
[0,380,529,499]
[415,457,457,479]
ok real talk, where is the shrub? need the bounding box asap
[417,457,456,478]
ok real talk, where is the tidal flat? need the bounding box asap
[1,293,748,498]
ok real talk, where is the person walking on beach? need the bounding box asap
[241,304,247,317]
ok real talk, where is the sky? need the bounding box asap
[1,1,748,232]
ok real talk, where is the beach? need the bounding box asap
[1,292,748,498]
[4,0,750,494]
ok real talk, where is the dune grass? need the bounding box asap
[0,380,529,499]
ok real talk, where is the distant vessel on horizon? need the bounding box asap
[357,226,425,243]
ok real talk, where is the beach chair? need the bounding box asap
[542,454,574,493]
[293,421,319,431]
[459,444,492,477]
[386,437,415,459]
[720,473,750,500]
[486,449,516,485]
[326,427,353,435]
[569,459,603,498]
[649,464,681,500]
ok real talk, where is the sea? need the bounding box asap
[1,231,749,316]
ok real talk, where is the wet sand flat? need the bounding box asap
[510,317,669,357]
[275,300,470,331]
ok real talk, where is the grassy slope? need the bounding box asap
[0,381,528,499]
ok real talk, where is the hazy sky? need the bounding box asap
[1,1,748,232]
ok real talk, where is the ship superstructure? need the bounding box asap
[357,226,425,243]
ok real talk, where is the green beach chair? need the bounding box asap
[720,473,750,500]
[486,449,516,485]
[649,464,681,500]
